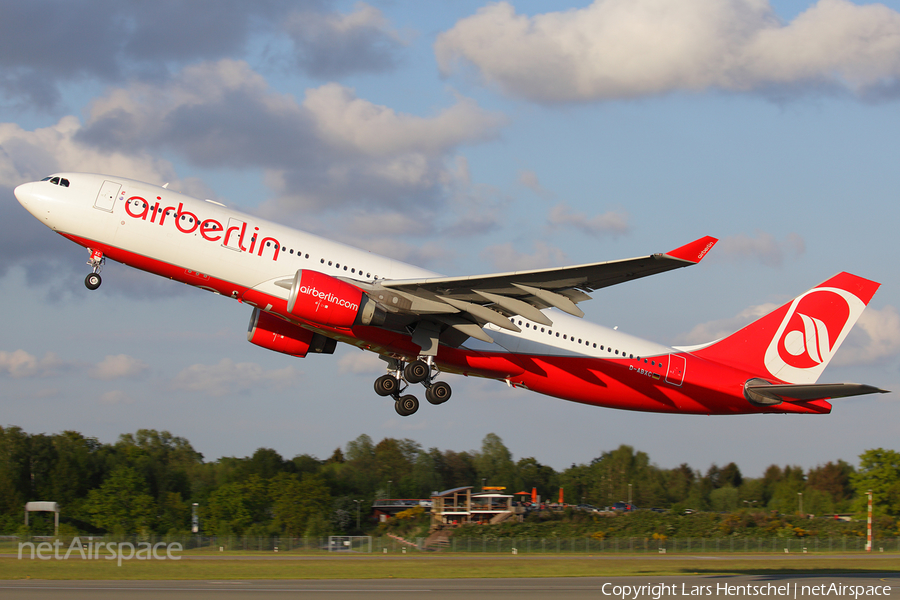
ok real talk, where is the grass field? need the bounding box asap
[3,553,899,580]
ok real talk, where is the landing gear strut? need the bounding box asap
[373,356,452,416]
[84,249,105,290]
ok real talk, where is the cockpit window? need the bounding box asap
[41,176,70,187]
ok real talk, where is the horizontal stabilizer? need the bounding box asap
[745,381,888,406]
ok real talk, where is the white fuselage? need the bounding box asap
[16,172,674,362]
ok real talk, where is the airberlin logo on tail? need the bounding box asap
[784,314,831,366]
[763,286,864,383]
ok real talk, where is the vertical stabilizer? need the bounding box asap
[691,273,879,384]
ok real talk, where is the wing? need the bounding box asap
[354,236,717,344]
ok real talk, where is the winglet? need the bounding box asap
[665,236,718,264]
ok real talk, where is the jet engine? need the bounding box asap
[286,270,386,328]
[247,308,337,356]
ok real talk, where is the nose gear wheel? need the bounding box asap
[84,248,105,290]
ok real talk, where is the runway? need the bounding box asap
[0,575,896,599]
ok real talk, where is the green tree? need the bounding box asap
[475,433,517,491]
[767,466,806,514]
[204,474,269,535]
[270,473,332,536]
[517,457,557,501]
[440,450,477,489]
[850,448,900,516]
[83,466,156,534]
[807,460,854,509]
[709,486,739,512]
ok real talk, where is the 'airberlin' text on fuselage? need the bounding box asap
[123,196,280,261]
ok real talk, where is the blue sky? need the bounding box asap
[1,0,898,478]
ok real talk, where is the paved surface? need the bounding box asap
[0,575,896,599]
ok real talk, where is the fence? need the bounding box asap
[3,535,898,554]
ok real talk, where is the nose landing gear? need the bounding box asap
[374,356,452,416]
[84,249,105,290]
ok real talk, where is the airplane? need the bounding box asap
[14,173,888,416]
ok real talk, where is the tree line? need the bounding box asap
[1,425,897,537]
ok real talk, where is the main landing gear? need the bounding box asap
[373,357,452,417]
[84,249,105,290]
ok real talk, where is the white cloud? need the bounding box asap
[171,358,300,397]
[0,117,183,190]
[480,241,568,271]
[73,60,505,214]
[338,351,385,375]
[518,169,552,198]
[714,231,805,267]
[99,390,134,405]
[286,3,407,78]
[0,350,70,378]
[547,203,629,236]
[680,303,779,345]
[436,0,900,103]
[89,354,148,380]
[833,305,900,366]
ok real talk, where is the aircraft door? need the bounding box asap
[94,180,121,212]
[665,354,686,386]
[222,217,246,251]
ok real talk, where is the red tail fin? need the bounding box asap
[691,273,880,384]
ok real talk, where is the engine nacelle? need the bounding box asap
[247,308,315,357]
[286,270,385,328]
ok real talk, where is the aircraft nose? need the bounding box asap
[14,181,34,208]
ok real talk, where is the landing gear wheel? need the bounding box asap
[85,273,102,290]
[425,381,452,405]
[404,360,430,384]
[374,374,399,397]
[394,394,419,416]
